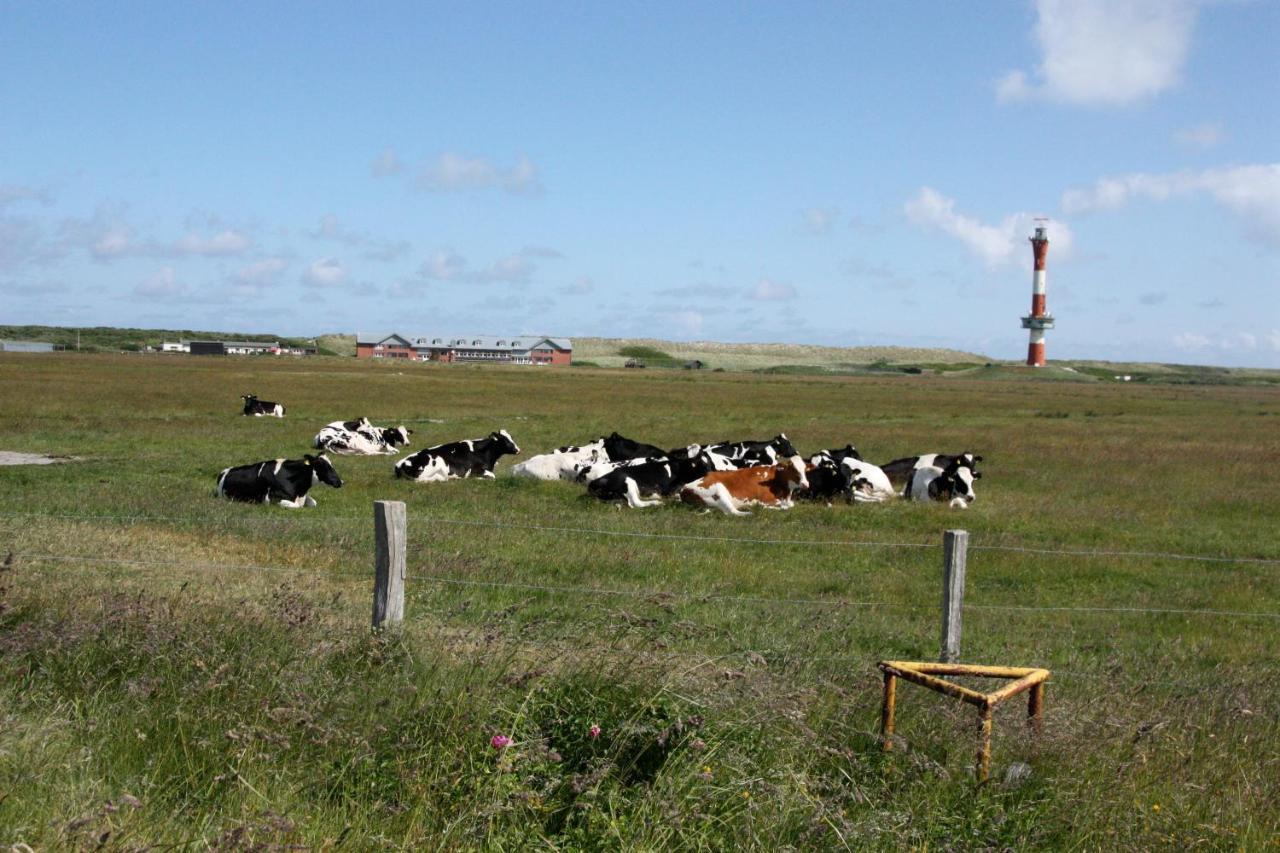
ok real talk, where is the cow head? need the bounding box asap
[770,434,799,459]
[957,452,983,476]
[780,454,809,492]
[492,429,520,455]
[831,444,862,463]
[241,394,257,403]
[933,460,975,507]
[305,453,344,488]
[384,426,412,447]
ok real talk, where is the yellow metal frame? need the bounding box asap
[877,660,1049,783]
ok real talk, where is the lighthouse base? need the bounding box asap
[1026,341,1045,367]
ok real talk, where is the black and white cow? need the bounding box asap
[797,458,860,503]
[241,394,286,418]
[880,452,983,491]
[511,438,607,481]
[587,448,722,508]
[707,434,799,467]
[905,459,978,509]
[215,453,343,508]
[314,418,413,455]
[840,459,898,503]
[601,432,668,462]
[808,444,863,468]
[393,430,520,481]
[574,444,732,485]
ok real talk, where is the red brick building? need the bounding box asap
[356,332,572,365]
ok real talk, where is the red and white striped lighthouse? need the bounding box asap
[1020,221,1055,367]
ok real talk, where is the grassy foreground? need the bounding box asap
[1,352,1278,848]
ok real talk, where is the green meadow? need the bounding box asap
[1,352,1277,848]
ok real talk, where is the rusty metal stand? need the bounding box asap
[877,660,1050,783]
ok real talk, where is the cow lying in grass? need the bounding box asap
[840,460,898,503]
[241,394,285,417]
[216,453,343,508]
[706,434,799,468]
[511,439,606,481]
[880,452,982,490]
[905,459,978,508]
[680,455,809,516]
[585,446,723,508]
[314,418,413,455]
[394,430,520,481]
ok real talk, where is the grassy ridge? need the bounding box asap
[0,352,1278,847]
[0,324,327,354]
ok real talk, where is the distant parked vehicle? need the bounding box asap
[683,360,704,370]
[625,358,646,368]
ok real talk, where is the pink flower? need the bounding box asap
[589,725,602,739]
[490,734,512,750]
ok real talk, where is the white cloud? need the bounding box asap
[60,210,255,260]
[92,223,135,259]
[844,258,914,291]
[1173,332,1210,350]
[1062,164,1280,248]
[134,266,190,300]
[233,257,288,286]
[503,155,543,195]
[905,187,1074,266]
[559,277,595,296]
[371,147,405,177]
[664,310,704,335]
[418,250,467,281]
[309,214,410,261]
[0,184,50,208]
[1174,122,1225,150]
[748,279,797,301]
[302,257,347,288]
[173,229,251,256]
[417,152,544,195]
[0,215,56,271]
[1174,330,1280,352]
[803,207,839,235]
[417,247,546,284]
[997,0,1197,105]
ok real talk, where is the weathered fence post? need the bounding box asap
[940,529,968,663]
[372,500,406,630]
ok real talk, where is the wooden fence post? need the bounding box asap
[940,529,968,663]
[372,500,406,630]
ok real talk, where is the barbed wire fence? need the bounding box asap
[3,503,1279,696]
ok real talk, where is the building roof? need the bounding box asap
[412,335,572,351]
[0,340,57,351]
[356,331,412,345]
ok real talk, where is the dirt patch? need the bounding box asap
[0,451,78,466]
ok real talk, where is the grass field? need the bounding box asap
[1,352,1278,848]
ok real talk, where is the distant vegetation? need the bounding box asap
[0,325,330,355]
[616,345,683,368]
[3,327,1276,386]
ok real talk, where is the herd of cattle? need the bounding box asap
[219,395,982,514]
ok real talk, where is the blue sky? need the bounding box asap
[2,1,1277,366]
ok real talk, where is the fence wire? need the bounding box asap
[2,509,1277,565]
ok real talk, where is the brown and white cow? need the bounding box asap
[680,455,809,516]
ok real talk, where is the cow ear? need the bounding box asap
[303,454,315,464]
[975,455,984,462]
